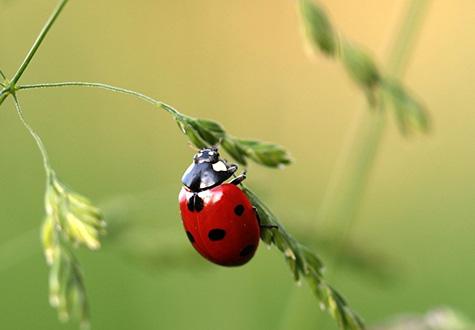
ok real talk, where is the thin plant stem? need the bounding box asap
[385,0,431,77]
[10,0,69,85]
[1,69,8,95]
[12,94,52,178]
[316,0,431,235]
[321,0,431,325]
[17,82,181,117]
[319,1,431,279]
[280,1,431,329]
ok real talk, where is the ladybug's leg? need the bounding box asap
[230,171,247,186]
[253,207,278,229]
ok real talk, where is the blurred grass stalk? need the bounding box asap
[317,0,431,234]
[280,1,431,329]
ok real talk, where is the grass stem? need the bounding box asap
[316,0,431,236]
[280,1,431,329]
[17,82,181,117]
[10,0,69,85]
[12,95,52,178]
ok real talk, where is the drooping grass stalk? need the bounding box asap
[299,0,429,135]
[12,94,102,328]
[321,8,433,309]
[16,82,292,168]
[317,0,431,244]
[280,1,431,329]
[17,81,181,117]
[12,95,52,178]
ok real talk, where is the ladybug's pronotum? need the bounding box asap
[178,147,268,266]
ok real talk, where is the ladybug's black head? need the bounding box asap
[193,147,219,164]
[182,147,237,192]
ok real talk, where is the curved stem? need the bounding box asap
[10,0,69,85]
[12,94,52,178]
[17,82,181,117]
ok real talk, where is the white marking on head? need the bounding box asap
[212,161,228,172]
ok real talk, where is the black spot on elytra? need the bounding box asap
[208,229,226,241]
[234,204,245,216]
[187,194,204,212]
[186,231,195,243]
[239,244,255,257]
[186,198,194,212]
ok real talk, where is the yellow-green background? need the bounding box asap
[0,0,474,329]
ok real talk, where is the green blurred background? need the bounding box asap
[1,0,474,329]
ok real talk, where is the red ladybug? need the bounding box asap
[178,147,261,266]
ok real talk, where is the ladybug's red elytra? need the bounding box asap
[178,147,262,266]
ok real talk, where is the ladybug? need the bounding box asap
[178,147,262,266]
